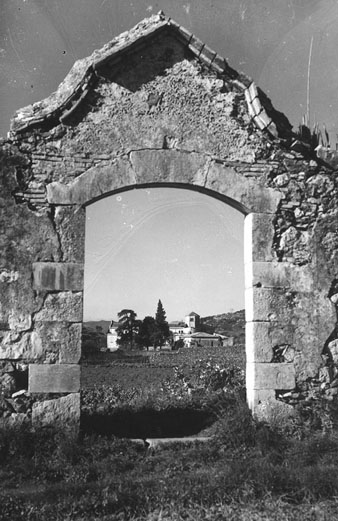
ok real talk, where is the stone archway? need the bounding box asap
[27,148,297,421]
[2,13,337,429]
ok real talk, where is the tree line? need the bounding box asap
[116,299,171,350]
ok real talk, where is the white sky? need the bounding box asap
[83,188,244,322]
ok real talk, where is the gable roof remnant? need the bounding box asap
[9,11,293,141]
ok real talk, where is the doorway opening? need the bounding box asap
[81,186,245,437]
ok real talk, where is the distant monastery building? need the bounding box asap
[107,311,233,351]
[107,320,119,351]
[169,312,233,349]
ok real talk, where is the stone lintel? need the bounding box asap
[29,364,80,393]
[246,362,296,391]
[130,149,208,186]
[33,262,84,291]
[244,213,275,264]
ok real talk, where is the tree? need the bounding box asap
[153,299,170,348]
[138,316,157,350]
[116,309,141,350]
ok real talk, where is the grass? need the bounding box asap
[2,408,338,520]
[2,345,338,519]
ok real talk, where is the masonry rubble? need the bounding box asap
[0,12,337,427]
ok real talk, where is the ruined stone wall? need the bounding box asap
[268,150,338,406]
[0,22,337,426]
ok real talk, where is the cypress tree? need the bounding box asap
[154,299,170,348]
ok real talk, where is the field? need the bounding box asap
[81,344,245,391]
[3,343,338,519]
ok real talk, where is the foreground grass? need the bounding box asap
[2,400,338,520]
[2,349,338,520]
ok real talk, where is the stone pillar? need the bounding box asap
[29,261,84,430]
[244,213,296,418]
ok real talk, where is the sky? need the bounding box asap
[1,0,337,321]
[84,188,244,322]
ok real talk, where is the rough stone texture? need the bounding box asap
[244,213,276,264]
[131,149,209,186]
[0,412,30,430]
[246,362,296,390]
[34,322,82,363]
[0,331,44,360]
[205,163,282,214]
[32,393,80,433]
[0,14,337,422]
[0,373,16,395]
[246,389,275,411]
[328,340,338,365]
[0,149,60,332]
[64,55,262,165]
[245,321,291,363]
[245,287,294,322]
[47,157,137,205]
[34,292,83,322]
[29,364,80,393]
[254,398,296,423]
[33,262,84,291]
[54,206,85,263]
[245,262,314,291]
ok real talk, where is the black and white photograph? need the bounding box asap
[1,1,338,519]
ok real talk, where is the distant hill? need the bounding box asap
[83,320,110,334]
[201,310,245,344]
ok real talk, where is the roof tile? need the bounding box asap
[188,35,205,56]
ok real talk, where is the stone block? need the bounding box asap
[205,164,282,214]
[33,262,84,291]
[34,322,82,364]
[32,393,80,433]
[246,388,275,411]
[246,322,272,363]
[244,213,275,264]
[328,339,338,364]
[8,312,32,332]
[246,321,295,363]
[29,364,80,393]
[60,323,82,363]
[246,362,296,390]
[130,149,208,186]
[0,331,44,360]
[254,398,296,423]
[245,287,292,322]
[47,157,136,205]
[34,292,82,322]
[54,206,85,263]
[245,262,314,291]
